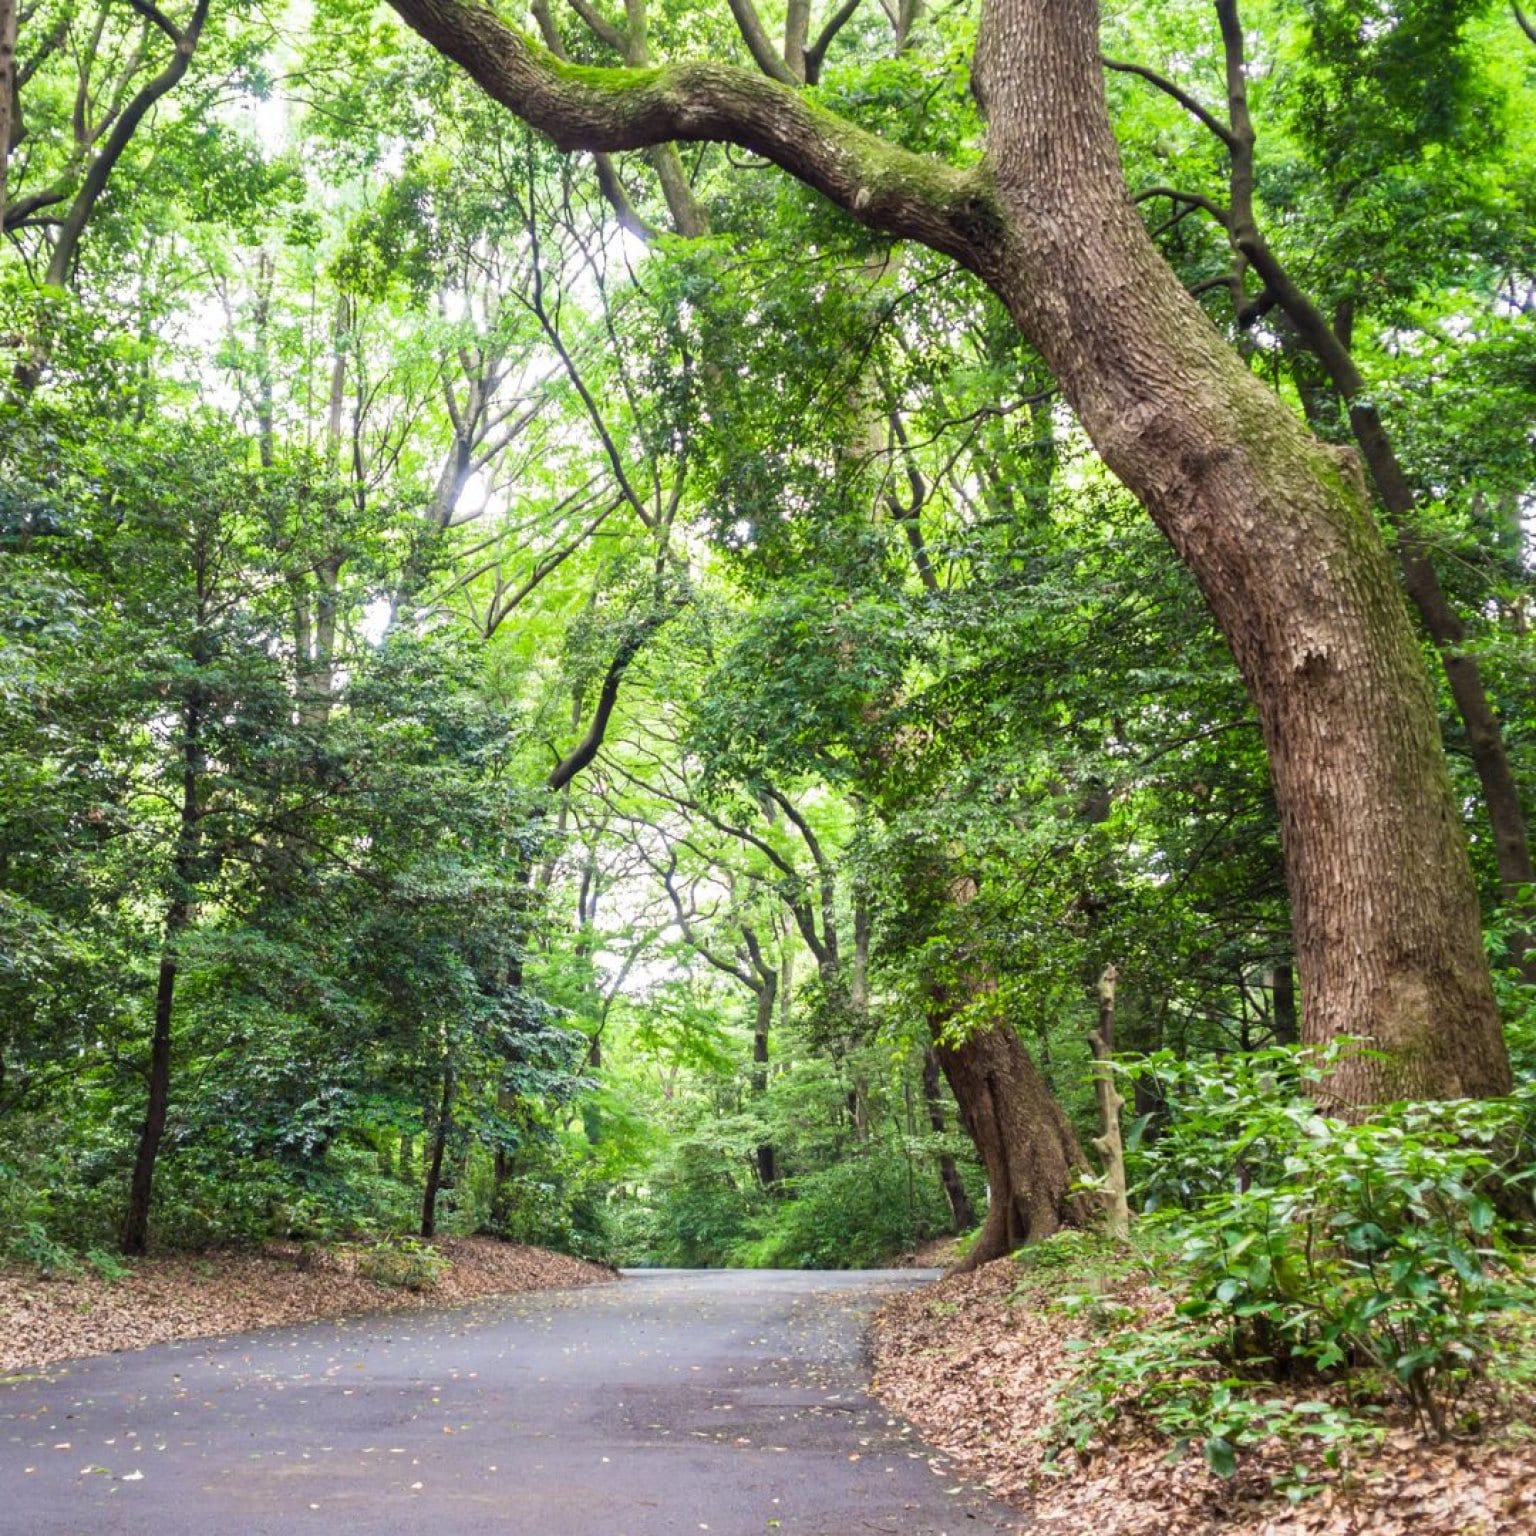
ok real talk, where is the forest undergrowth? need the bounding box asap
[873,1040,1536,1534]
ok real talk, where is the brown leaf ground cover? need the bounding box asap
[0,1238,614,1375]
[870,1257,1536,1535]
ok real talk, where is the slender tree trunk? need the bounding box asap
[421,1059,455,1238]
[122,689,204,1257]
[970,0,1508,1107]
[121,925,185,1256]
[1088,965,1129,1238]
[752,968,777,1187]
[921,1047,976,1233]
[0,0,17,233]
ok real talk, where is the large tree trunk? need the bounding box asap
[1282,319,1535,981]
[381,0,1512,1106]
[932,1014,1090,1272]
[969,0,1508,1108]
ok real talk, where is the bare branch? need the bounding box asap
[564,0,628,54]
[1101,54,1238,152]
[42,0,212,289]
[1133,184,1229,227]
[805,0,861,83]
[547,604,678,791]
[121,0,183,44]
[723,0,798,84]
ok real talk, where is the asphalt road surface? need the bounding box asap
[0,1267,1022,1535]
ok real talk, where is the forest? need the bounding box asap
[2,0,1536,1525]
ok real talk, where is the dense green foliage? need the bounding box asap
[1041,1037,1536,1491]
[0,0,1533,1330]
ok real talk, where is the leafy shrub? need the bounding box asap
[358,1236,447,1291]
[1048,1047,1535,1492]
[8,1220,81,1276]
[744,1150,953,1269]
[84,1248,130,1283]
[490,1136,617,1261]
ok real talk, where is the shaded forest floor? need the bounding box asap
[0,1238,614,1374]
[871,1257,1536,1536]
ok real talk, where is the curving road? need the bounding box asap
[0,1267,1022,1535]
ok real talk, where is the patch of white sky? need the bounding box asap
[178,0,650,524]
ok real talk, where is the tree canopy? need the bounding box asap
[0,0,1533,1291]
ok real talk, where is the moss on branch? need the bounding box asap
[386,0,999,267]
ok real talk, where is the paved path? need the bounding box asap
[0,1268,1021,1535]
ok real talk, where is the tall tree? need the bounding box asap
[378,0,1513,1108]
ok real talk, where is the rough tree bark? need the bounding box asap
[931,996,1091,1271]
[379,0,1511,1111]
[1119,0,1535,974]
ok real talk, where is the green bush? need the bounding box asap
[745,1151,952,1269]
[357,1235,448,1291]
[1048,1047,1536,1493]
[490,1136,619,1261]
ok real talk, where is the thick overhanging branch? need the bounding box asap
[384,0,996,269]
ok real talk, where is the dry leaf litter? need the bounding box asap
[0,1237,613,1374]
[870,1256,1536,1536]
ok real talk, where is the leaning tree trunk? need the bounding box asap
[969,0,1509,1108]
[379,0,1512,1108]
[930,995,1091,1272]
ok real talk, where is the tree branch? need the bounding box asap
[383,0,993,271]
[531,0,656,237]
[564,0,629,53]
[1133,184,1228,227]
[1101,54,1238,152]
[724,0,798,84]
[805,0,862,83]
[121,0,183,44]
[547,606,675,791]
[43,0,211,289]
